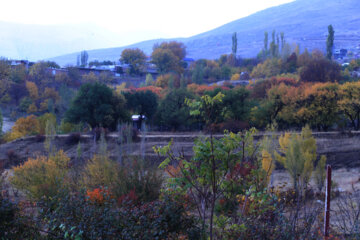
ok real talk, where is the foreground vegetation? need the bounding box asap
[1,94,359,239]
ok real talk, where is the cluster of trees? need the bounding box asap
[2,97,343,239]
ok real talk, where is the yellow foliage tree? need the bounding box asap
[38,113,57,135]
[231,73,240,81]
[11,150,70,200]
[338,81,360,130]
[275,126,316,194]
[5,115,40,141]
[27,102,38,114]
[26,81,39,101]
[261,149,275,185]
[82,155,119,191]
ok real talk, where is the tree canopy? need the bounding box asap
[66,82,128,129]
[151,41,186,74]
[120,48,147,75]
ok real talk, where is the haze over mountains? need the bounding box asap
[2,0,359,66]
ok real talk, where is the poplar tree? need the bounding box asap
[232,32,237,56]
[326,25,334,60]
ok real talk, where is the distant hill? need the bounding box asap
[0,22,124,61]
[48,0,360,65]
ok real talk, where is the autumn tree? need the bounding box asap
[299,55,341,83]
[295,83,339,131]
[120,48,147,75]
[5,115,40,141]
[151,41,186,74]
[275,126,325,195]
[29,62,52,86]
[338,81,360,130]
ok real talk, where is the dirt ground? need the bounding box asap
[271,168,360,192]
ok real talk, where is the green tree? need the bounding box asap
[124,90,158,127]
[156,89,195,130]
[66,82,128,129]
[264,31,268,55]
[326,25,334,60]
[80,50,89,67]
[120,48,147,75]
[232,32,237,56]
[156,94,264,239]
[223,87,252,121]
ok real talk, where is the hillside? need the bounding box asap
[50,0,360,66]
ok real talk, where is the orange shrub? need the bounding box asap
[86,187,113,205]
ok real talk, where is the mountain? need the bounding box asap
[49,0,360,65]
[0,22,125,61]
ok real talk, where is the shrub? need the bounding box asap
[82,155,119,192]
[11,150,70,200]
[39,190,200,240]
[0,195,41,239]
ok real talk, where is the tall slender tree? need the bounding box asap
[326,25,335,60]
[232,32,237,56]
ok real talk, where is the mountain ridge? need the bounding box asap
[12,0,360,65]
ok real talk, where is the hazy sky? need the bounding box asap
[0,0,294,45]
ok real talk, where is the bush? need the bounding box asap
[39,190,200,240]
[11,150,70,200]
[83,155,163,203]
[0,195,41,239]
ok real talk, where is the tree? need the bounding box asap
[0,108,3,135]
[25,81,39,101]
[156,89,195,130]
[295,83,339,131]
[232,32,237,56]
[156,93,265,239]
[223,87,252,121]
[151,41,186,74]
[29,62,52,86]
[338,81,360,130]
[299,55,341,83]
[66,82,128,129]
[80,50,89,67]
[326,25,334,60]
[145,73,154,86]
[5,115,40,141]
[124,90,158,127]
[120,48,147,75]
[275,126,319,195]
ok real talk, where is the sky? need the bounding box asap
[0,0,294,46]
